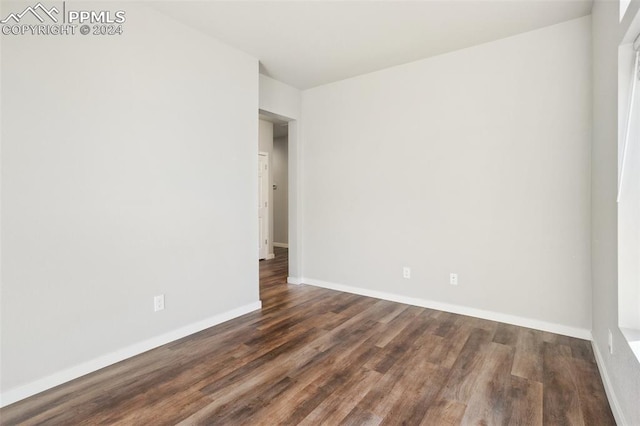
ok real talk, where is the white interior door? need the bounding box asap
[258,153,269,260]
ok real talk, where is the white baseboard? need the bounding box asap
[302,278,591,340]
[273,242,289,248]
[266,253,275,260]
[287,276,302,285]
[0,300,262,408]
[592,340,628,426]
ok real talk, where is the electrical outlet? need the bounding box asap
[449,273,458,285]
[403,267,411,279]
[608,329,613,354]
[154,294,165,312]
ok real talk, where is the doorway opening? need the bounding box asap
[258,114,289,292]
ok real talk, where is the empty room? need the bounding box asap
[1,0,640,424]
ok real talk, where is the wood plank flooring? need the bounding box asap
[1,247,615,425]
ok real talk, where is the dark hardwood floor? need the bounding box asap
[1,247,615,425]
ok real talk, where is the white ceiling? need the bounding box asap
[153,1,593,90]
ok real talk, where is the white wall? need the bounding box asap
[273,136,289,245]
[301,17,592,335]
[258,119,274,257]
[259,74,301,120]
[591,1,640,424]
[1,2,259,403]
